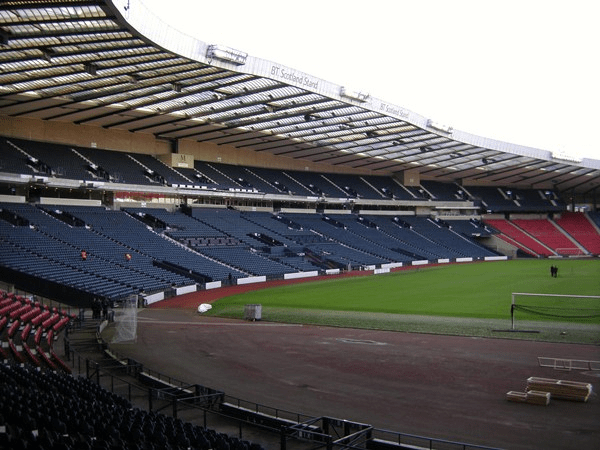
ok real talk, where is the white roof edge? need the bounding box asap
[111,0,599,170]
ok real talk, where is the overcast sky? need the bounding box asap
[139,0,600,161]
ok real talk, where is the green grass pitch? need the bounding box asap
[209,259,600,322]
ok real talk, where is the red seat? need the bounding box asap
[52,316,71,334]
[9,340,26,363]
[34,326,44,345]
[22,342,42,367]
[36,345,57,370]
[0,301,22,317]
[7,319,21,338]
[0,316,8,333]
[46,329,55,346]
[50,349,71,374]
[10,304,32,320]
[32,310,51,327]
[42,313,60,330]
[20,323,32,342]
[20,306,41,324]
[0,298,14,309]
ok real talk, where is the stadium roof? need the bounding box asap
[1,0,599,195]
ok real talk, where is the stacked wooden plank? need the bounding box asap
[506,390,551,405]
[526,377,592,402]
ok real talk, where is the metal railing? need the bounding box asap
[63,318,503,450]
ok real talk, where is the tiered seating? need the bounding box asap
[554,212,600,255]
[245,167,309,195]
[282,170,342,197]
[0,228,139,300]
[133,153,195,187]
[484,218,553,256]
[172,166,220,188]
[3,137,91,180]
[401,217,497,259]
[326,214,414,262]
[361,175,414,200]
[360,215,445,260]
[319,173,381,199]
[199,246,293,277]
[447,219,494,238]
[420,180,464,201]
[189,208,302,274]
[305,242,387,268]
[0,137,39,176]
[511,219,582,256]
[67,207,247,282]
[510,189,562,212]
[466,186,517,212]
[1,135,578,223]
[0,204,192,299]
[589,212,600,228]
[283,213,391,266]
[0,362,265,450]
[240,211,313,248]
[125,207,225,241]
[75,146,152,184]
[0,290,74,371]
[193,160,241,190]
[208,163,280,194]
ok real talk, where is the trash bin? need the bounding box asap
[243,304,262,321]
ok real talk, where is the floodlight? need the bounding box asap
[552,150,582,163]
[207,44,247,65]
[427,119,453,134]
[340,87,369,102]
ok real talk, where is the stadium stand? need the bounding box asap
[511,218,585,256]
[420,180,465,201]
[554,212,600,255]
[359,175,414,200]
[1,133,599,305]
[0,3,598,448]
[0,289,74,371]
[589,211,600,228]
[0,361,265,450]
[466,186,519,213]
[483,218,554,257]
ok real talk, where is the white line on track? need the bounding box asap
[137,317,302,327]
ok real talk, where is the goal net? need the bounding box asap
[111,294,138,343]
[510,292,600,330]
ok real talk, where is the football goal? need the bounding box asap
[510,292,600,330]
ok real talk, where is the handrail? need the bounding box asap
[64,320,504,450]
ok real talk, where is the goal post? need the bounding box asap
[511,292,600,330]
[111,294,138,343]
